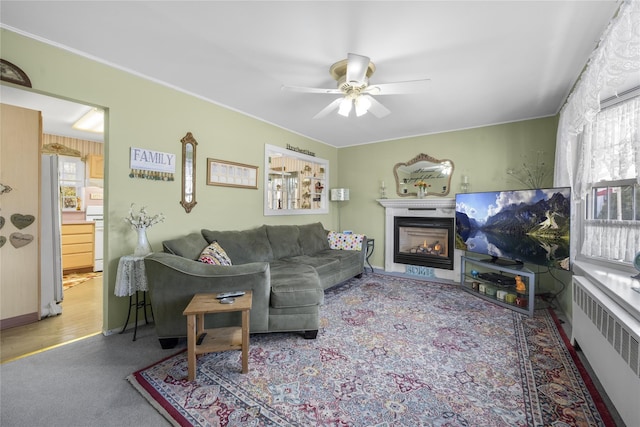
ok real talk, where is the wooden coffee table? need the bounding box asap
[182,291,252,381]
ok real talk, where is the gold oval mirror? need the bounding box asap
[180,132,197,213]
[393,153,454,197]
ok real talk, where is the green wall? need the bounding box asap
[336,117,558,267]
[2,28,572,330]
[335,116,573,314]
[1,29,338,332]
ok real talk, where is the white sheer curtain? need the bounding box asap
[578,97,639,186]
[581,96,640,263]
[555,0,640,263]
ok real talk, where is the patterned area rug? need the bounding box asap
[63,272,102,290]
[128,274,614,426]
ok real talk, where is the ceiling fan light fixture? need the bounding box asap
[338,98,352,117]
[355,95,371,117]
[284,52,430,120]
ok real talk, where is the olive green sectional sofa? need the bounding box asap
[144,222,367,349]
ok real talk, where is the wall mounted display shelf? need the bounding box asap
[460,256,535,316]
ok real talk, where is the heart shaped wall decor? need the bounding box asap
[0,236,6,248]
[0,216,4,230]
[10,232,33,248]
[11,214,35,230]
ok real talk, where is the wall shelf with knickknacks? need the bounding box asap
[264,144,328,215]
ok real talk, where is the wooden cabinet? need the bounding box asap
[87,154,103,179]
[62,223,95,272]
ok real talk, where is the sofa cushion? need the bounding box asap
[283,255,339,278]
[163,232,209,260]
[265,225,303,259]
[202,225,273,264]
[197,241,232,266]
[269,261,323,308]
[316,248,364,272]
[298,222,330,255]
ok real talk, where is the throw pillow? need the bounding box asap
[198,241,233,266]
[327,231,365,251]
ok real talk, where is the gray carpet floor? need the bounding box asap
[1,324,176,427]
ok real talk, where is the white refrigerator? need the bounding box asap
[41,154,63,317]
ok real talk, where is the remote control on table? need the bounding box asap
[196,333,207,345]
[215,291,245,299]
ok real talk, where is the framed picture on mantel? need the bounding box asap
[206,158,258,189]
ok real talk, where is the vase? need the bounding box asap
[417,188,426,199]
[134,227,152,257]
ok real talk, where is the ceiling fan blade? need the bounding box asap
[313,98,344,119]
[281,85,341,94]
[346,53,370,85]
[365,79,431,95]
[363,95,391,118]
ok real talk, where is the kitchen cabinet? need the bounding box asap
[62,223,95,272]
[87,154,103,179]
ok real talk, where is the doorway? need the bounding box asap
[0,85,106,361]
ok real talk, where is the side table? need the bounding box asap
[115,254,154,341]
[183,291,252,381]
[365,238,375,273]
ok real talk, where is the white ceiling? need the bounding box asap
[0,1,622,148]
[0,86,104,143]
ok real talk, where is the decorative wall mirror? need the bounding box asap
[264,144,329,215]
[393,153,454,197]
[180,132,197,213]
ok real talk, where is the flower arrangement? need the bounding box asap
[506,150,550,189]
[124,203,165,230]
[414,180,431,190]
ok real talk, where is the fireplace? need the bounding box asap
[378,198,459,281]
[394,216,454,270]
[377,197,464,282]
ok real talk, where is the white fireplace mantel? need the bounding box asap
[377,198,456,211]
[377,198,460,281]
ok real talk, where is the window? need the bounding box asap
[580,96,640,265]
[589,181,639,221]
[59,155,85,211]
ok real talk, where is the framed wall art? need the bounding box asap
[207,158,258,189]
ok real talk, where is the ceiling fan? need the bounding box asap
[282,53,431,119]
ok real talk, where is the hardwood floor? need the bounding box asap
[0,277,103,363]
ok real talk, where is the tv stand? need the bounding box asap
[460,256,535,316]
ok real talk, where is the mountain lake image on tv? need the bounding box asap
[455,187,571,270]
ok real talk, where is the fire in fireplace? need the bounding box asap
[394,216,454,270]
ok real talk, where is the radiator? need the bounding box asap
[572,275,640,426]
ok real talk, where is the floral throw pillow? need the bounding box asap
[327,231,365,251]
[198,241,233,266]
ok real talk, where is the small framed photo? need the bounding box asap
[207,158,258,189]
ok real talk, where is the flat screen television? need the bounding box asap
[455,187,571,270]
